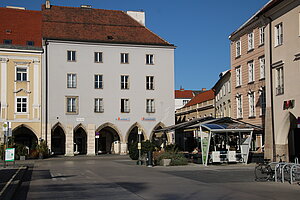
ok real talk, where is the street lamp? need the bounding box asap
[137,128,142,165]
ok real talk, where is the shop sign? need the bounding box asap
[115,117,130,121]
[141,117,156,121]
[283,100,295,110]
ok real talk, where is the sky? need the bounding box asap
[0,0,270,90]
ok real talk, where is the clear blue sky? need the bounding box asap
[1,0,270,90]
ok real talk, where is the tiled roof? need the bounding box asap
[184,90,214,107]
[42,5,173,46]
[175,90,195,99]
[0,7,42,47]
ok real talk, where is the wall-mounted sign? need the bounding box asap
[116,117,130,121]
[141,117,156,121]
[5,148,15,162]
[283,100,295,110]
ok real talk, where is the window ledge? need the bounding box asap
[248,81,255,84]
[235,55,241,59]
[66,112,78,115]
[258,43,264,48]
[275,44,283,48]
[15,80,29,82]
[247,49,254,53]
[248,116,256,119]
[235,85,241,88]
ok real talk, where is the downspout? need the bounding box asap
[268,17,276,161]
[45,40,48,144]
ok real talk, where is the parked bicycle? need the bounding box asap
[254,154,286,182]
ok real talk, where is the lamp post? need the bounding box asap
[137,128,142,165]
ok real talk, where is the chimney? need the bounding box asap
[80,5,92,9]
[6,6,25,10]
[202,88,206,91]
[45,0,51,9]
[126,11,145,26]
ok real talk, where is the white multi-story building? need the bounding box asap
[42,4,175,155]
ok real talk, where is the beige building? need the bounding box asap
[0,7,43,151]
[175,89,215,122]
[263,0,300,161]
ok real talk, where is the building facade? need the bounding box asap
[213,70,231,118]
[263,0,300,161]
[174,89,197,111]
[42,4,175,156]
[0,7,43,150]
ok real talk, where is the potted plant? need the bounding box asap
[15,144,28,160]
[37,141,49,159]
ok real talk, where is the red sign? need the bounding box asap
[283,100,295,110]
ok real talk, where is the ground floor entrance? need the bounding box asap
[13,126,38,150]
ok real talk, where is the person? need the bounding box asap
[192,147,199,154]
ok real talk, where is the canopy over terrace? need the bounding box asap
[155,117,263,165]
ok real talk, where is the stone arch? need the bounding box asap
[126,122,147,150]
[95,122,123,154]
[12,124,38,150]
[150,122,169,148]
[73,123,87,155]
[51,122,66,155]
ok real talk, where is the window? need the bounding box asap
[121,53,129,64]
[236,66,242,87]
[259,57,265,79]
[248,61,254,83]
[67,73,77,88]
[16,67,27,81]
[66,96,78,114]
[183,100,189,105]
[67,51,76,61]
[121,99,130,113]
[4,39,12,45]
[94,52,103,63]
[94,74,103,89]
[227,81,231,93]
[248,32,254,51]
[121,75,129,89]
[259,27,265,45]
[248,92,255,117]
[146,54,154,65]
[94,98,104,113]
[222,85,226,96]
[276,67,284,95]
[146,99,155,113]
[236,94,243,119]
[236,40,241,57]
[146,76,154,90]
[16,97,27,113]
[275,23,283,46]
[26,41,34,46]
[259,88,266,116]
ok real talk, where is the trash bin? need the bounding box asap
[146,151,153,167]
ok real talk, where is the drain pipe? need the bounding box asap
[45,40,49,144]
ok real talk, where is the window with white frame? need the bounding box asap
[146,76,154,90]
[16,97,27,113]
[248,32,254,51]
[236,40,241,57]
[222,85,226,96]
[67,73,77,88]
[220,88,223,98]
[146,54,154,65]
[259,27,265,45]
[94,98,104,113]
[236,66,242,87]
[121,75,129,89]
[248,61,254,83]
[183,99,189,105]
[67,50,76,61]
[146,99,155,113]
[248,92,255,117]
[121,99,130,113]
[94,74,103,89]
[120,53,129,64]
[276,66,284,95]
[94,52,103,63]
[259,88,266,116]
[259,56,265,79]
[236,94,242,119]
[275,23,283,46]
[227,81,231,93]
[66,96,78,114]
[16,67,27,81]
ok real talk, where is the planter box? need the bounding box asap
[162,159,171,166]
[20,156,26,161]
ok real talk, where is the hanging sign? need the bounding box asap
[200,129,211,166]
[283,100,295,110]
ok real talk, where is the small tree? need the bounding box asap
[129,140,155,160]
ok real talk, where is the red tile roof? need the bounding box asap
[42,5,173,46]
[0,7,42,47]
[175,90,195,99]
[184,90,214,107]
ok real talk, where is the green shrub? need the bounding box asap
[154,151,188,166]
[15,144,29,159]
[37,141,49,158]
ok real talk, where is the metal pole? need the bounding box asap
[137,128,142,165]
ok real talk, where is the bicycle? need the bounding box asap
[254,159,275,181]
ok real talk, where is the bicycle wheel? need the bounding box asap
[255,164,270,181]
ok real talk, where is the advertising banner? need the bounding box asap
[5,148,15,162]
